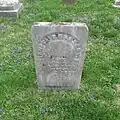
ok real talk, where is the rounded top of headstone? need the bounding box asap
[32,22,89,34]
[33,22,88,31]
[0,0,19,5]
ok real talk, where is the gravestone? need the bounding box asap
[113,0,120,8]
[0,0,22,17]
[32,22,88,89]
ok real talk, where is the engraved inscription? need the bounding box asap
[36,32,82,87]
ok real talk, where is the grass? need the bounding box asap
[0,0,120,119]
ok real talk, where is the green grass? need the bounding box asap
[0,0,120,119]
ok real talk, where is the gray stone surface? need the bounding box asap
[113,0,120,8]
[115,0,120,3]
[32,22,88,89]
[0,0,19,10]
[0,0,22,17]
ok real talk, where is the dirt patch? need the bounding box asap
[115,84,120,92]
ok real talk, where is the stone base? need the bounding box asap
[112,3,120,8]
[0,3,22,17]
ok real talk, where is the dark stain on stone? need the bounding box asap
[50,56,53,59]
[43,64,45,66]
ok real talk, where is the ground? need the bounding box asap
[0,0,120,120]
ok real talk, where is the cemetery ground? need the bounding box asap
[0,0,120,119]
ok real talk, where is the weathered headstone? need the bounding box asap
[113,0,120,8]
[32,22,88,89]
[0,0,23,17]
